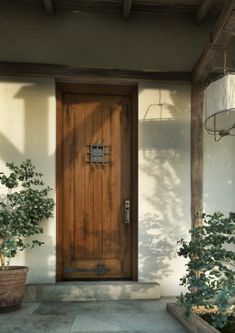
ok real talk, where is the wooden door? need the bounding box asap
[61,92,133,279]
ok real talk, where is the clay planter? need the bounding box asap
[167,303,220,333]
[0,266,28,312]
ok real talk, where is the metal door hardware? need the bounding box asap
[86,143,111,167]
[124,200,130,224]
[64,264,111,276]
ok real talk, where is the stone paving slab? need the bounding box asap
[0,299,188,333]
[71,309,186,333]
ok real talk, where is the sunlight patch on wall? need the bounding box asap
[48,92,56,157]
[203,134,235,216]
[0,81,29,155]
[138,81,191,296]
[0,76,56,284]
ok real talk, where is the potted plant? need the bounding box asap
[0,159,54,312]
[167,212,235,333]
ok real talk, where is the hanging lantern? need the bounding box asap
[204,74,235,141]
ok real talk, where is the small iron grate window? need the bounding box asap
[87,144,111,167]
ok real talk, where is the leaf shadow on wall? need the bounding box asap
[0,77,55,282]
[138,86,191,282]
[0,79,117,280]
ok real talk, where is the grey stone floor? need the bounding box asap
[0,299,188,333]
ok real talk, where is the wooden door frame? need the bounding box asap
[56,83,138,282]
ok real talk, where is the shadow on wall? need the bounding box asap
[204,133,235,215]
[0,77,118,282]
[138,85,191,283]
[0,77,55,282]
[139,213,178,280]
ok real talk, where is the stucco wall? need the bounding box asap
[138,81,191,296]
[0,77,192,296]
[0,76,56,283]
[204,133,235,216]
[203,110,235,268]
[0,2,215,71]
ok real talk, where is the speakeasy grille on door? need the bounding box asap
[86,143,111,167]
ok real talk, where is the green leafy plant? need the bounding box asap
[0,159,55,270]
[177,212,235,329]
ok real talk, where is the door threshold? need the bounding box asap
[58,281,140,285]
[24,282,160,302]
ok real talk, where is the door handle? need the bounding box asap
[124,200,130,224]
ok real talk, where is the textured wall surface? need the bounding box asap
[204,133,235,216]
[138,81,191,296]
[0,76,56,283]
[203,103,235,279]
[0,76,192,296]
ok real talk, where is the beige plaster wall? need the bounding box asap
[0,2,215,71]
[204,133,235,216]
[0,76,56,283]
[138,81,191,296]
[0,77,192,296]
[203,114,235,277]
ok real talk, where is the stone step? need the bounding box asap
[24,281,160,302]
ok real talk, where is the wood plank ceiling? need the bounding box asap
[37,1,225,22]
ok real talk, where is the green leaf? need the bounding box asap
[0,159,55,267]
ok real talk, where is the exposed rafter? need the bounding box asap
[123,0,133,20]
[41,0,55,15]
[193,0,235,83]
[6,0,227,16]
[195,0,215,24]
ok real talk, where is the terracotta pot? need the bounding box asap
[0,266,28,312]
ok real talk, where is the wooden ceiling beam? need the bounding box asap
[123,0,133,20]
[0,62,192,82]
[193,0,235,83]
[195,0,215,24]
[41,0,55,15]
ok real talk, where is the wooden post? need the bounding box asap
[191,84,204,227]
[193,1,235,83]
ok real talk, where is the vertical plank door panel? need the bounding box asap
[84,101,94,258]
[72,96,85,259]
[110,103,121,259]
[61,93,133,279]
[62,94,74,269]
[102,105,112,259]
[93,104,103,259]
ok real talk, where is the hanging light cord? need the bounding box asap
[224,49,227,75]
